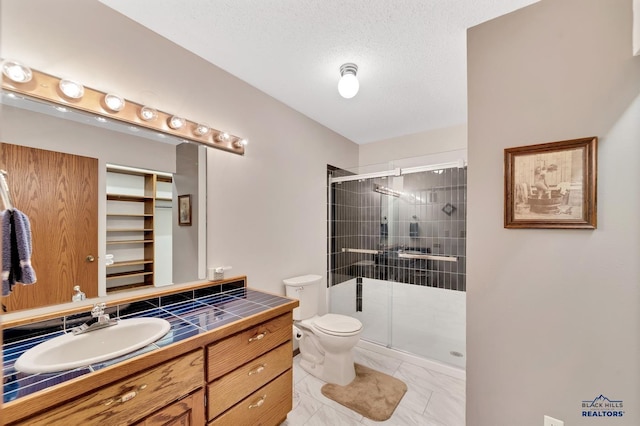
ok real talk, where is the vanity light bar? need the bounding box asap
[0,61,247,156]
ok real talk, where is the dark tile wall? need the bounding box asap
[328,167,467,292]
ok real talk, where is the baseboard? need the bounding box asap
[357,340,466,380]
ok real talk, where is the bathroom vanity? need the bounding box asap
[1,276,298,425]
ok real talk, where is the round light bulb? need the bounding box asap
[233,138,249,148]
[59,79,84,99]
[140,106,158,121]
[338,73,359,99]
[104,93,125,112]
[1,60,32,83]
[168,115,186,130]
[193,123,210,136]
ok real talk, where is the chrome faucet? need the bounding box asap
[72,302,118,335]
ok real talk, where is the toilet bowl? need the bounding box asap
[284,275,362,386]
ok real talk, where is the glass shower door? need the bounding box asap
[328,160,467,367]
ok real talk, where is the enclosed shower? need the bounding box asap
[327,157,466,369]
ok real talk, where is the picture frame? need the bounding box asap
[178,194,192,226]
[504,136,597,229]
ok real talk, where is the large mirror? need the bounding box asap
[1,92,206,313]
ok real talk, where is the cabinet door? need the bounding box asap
[16,350,204,426]
[207,312,292,381]
[135,389,205,426]
[208,370,292,426]
[0,143,98,311]
[207,341,292,420]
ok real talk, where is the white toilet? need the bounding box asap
[284,274,363,386]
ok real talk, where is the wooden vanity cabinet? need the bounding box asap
[3,285,297,426]
[206,312,293,425]
[13,350,204,426]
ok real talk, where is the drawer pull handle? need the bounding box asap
[248,395,267,409]
[249,331,268,342]
[248,364,266,376]
[103,384,147,406]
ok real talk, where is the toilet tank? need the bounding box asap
[283,274,322,320]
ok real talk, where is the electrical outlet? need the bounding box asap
[544,415,564,426]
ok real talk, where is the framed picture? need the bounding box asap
[178,194,192,226]
[504,137,597,229]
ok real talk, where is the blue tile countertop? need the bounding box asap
[2,286,293,404]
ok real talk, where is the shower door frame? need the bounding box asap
[327,159,467,364]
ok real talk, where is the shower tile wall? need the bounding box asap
[328,167,466,292]
[329,176,378,284]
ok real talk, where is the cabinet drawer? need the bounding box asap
[207,341,292,420]
[208,369,292,426]
[20,350,204,426]
[134,389,205,426]
[207,312,292,382]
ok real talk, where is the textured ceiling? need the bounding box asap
[100,0,538,144]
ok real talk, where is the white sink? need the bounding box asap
[14,317,171,374]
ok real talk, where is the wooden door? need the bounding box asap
[1,142,98,311]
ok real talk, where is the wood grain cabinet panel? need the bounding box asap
[206,312,292,382]
[207,341,292,420]
[208,369,293,426]
[134,389,205,426]
[17,350,204,426]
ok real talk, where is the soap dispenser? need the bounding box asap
[72,285,86,302]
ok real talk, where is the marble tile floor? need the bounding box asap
[281,346,465,426]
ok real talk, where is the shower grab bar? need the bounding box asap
[398,253,457,262]
[341,247,457,262]
[341,248,379,255]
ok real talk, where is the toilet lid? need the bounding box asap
[313,314,362,335]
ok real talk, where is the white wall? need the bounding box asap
[359,124,467,167]
[634,0,640,55]
[467,0,640,425]
[172,143,201,284]
[207,103,357,297]
[1,0,359,301]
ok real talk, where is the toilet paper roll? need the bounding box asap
[293,325,304,341]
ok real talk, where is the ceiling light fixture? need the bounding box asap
[104,93,125,112]
[58,79,84,99]
[338,63,359,99]
[1,60,32,83]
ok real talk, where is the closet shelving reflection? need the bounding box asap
[0,169,13,210]
[106,166,172,292]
